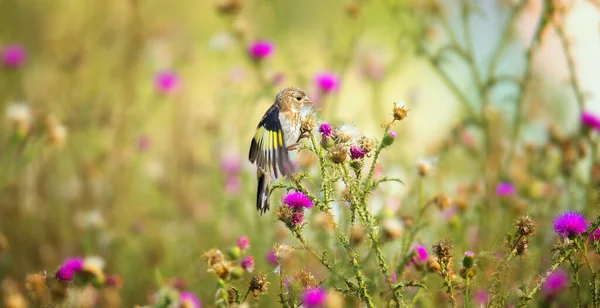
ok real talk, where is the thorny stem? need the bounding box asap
[520,253,569,306]
[440,259,457,308]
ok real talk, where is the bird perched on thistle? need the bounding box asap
[249,87,312,214]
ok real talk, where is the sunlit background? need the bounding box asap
[1,0,599,307]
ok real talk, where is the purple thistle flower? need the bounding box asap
[61,257,84,272]
[390,273,397,283]
[247,40,273,60]
[180,292,201,308]
[410,245,428,264]
[55,267,75,281]
[291,211,304,225]
[283,191,313,210]
[314,72,339,93]
[349,146,365,160]
[236,235,249,250]
[154,70,179,94]
[389,131,397,139]
[581,111,600,132]
[553,212,587,238]
[266,250,278,266]
[542,270,568,297]
[240,256,255,272]
[319,123,332,138]
[589,229,600,241]
[2,44,26,68]
[301,287,326,308]
[495,182,515,197]
[473,289,489,305]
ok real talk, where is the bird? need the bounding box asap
[249,87,312,214]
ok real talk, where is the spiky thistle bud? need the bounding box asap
[432,240,453,266]
[327,144,347,164]
[515,216,536,237]
[249,274,269,297]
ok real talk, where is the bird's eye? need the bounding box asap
[294,96,302,101]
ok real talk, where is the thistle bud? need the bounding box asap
[249,274,269,297]
[462,251,474,268]
[231,266,244,279]
[321,136,335,149]
[327,144,347,164]
[227,246,241,260]
[382,131,397,147]
[426,256,441,273]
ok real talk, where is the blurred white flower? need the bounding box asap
[6,102,32,131]
[208,32,234,51]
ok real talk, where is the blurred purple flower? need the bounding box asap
[240,256,255,272]
[542,270,568,298]
[283,191,313,209]
[410,245,428,264]
[291,211,304,225]
[390,273,397,283]
[301,287,326,308]
[220,155,241,175]
[224,177,241,195]
[581,111,600,131]
[589,229,600,241]
[266,250,278,266]
[180,292,201,308]
[553,212,587,238]
[55,267,75,281]
[136,135,151,152]
[247,40,273,60]
[154,70,179,94]
[349,146,365,160]
[389,131,397,139]
[495,182,515,197]
[319,123,332,138]
[473,289,489,305]
[314,72,339,93]
[61,257,84,272]
[2,44,26,68]
[271,72,285,86]
[236,235,249,250]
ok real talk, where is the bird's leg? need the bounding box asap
[286,143,299,151]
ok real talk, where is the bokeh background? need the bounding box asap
[1,0,599,307]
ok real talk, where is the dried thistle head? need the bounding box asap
[215,0,242,15]
[327,144,348,164]
[275,206,293,224]
[273,243,293,261]
[295,270,318,289]
[358,135,376,154]
[393,102,409,121]
[515,238,529,256]
[204,249,225,266]
[300,110,316,134]
[515,216,536,237]
[432,240,453,265]
[25,274,49,303]
[431,193,451,210]
[209,261,233,280]
[426,256,441,273]
[249,274,269,297]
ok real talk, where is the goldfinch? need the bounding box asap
[248,87,312,214]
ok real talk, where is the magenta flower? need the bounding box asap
[495,182,515,197]
[236,235,249,250]
[473,289,489,305]
[581,111,600,131]
[266,250,278,266]
[291,211,304,225]
[389,131,397,139]
[220,155,241,175]
[410,245,428,264]
[283,191,313,209]
[389,273,397,283]
[349,146,365,160]
[542,270,568,297]
[2,44,26,68]
[55,267,75,281]
[61,257,84,272]
[553,212,587,238]
[319,123,332,138]
[301,287,326,308]
[247,40,273,60]
[180,292,201,308]
[589,229,600,241]
[314,72,339,93]
[240,256,255,272]
[154,70,179,94]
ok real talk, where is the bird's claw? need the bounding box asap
[286,143,299,151]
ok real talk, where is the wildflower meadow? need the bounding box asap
[1,0,600,307]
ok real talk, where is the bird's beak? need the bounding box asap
[303,97,313,105]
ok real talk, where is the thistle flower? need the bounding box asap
[495,182,515,197]
[55,267,75,281]
[240,256,255,273]
[301,287,326,308]
[204,249,225,266]
[580,111,600,132]
[553,212,587,238]
[334,124,359,143]
[283,191,313,210]
[542,270,568,297]
[179,292,201,308]
[349,145,365,160]
[291,211,304,225]
[221,155,241,175]
[473,289,489,306]
[314,72,339,93]
[55,257,84,281]
[265,250,278,266]
[247,40,273,60]
[382,130,396,147]
[319,123,332,138]
[1,44,26,68]
[589,229,600,241]
[249,274,269,297]
[411,245,428,264]
[154,70,179,94]
[393,102,408,121]
[61,257,84,272]
[462,251,475,268]
[236,235,249,250]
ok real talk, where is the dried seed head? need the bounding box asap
[515,216,536,237]
[209,261,233,280]
[275,206,293,224]
[459,267,475,279]
[327,144,347,164]
[301,111,316,134]
[227,287,237,304]
[358,135,376,154]
[25,274,49,303]
[432,193,452,210]
[249,274,269,297]
[350,225,365,245]
[432,240,453,265]
[204,249,225,266]
[516,238,529,256]
[273,243,293,261]
[426,256,441,273]
[416,159,434,177]
[393,102,409,121]
[295,270,318,289]
[215,0,242,15]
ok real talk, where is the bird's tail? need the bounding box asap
[256,171,270,215]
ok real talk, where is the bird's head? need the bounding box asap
[275,87,312,111]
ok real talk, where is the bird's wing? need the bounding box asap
[249,104,294,178]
